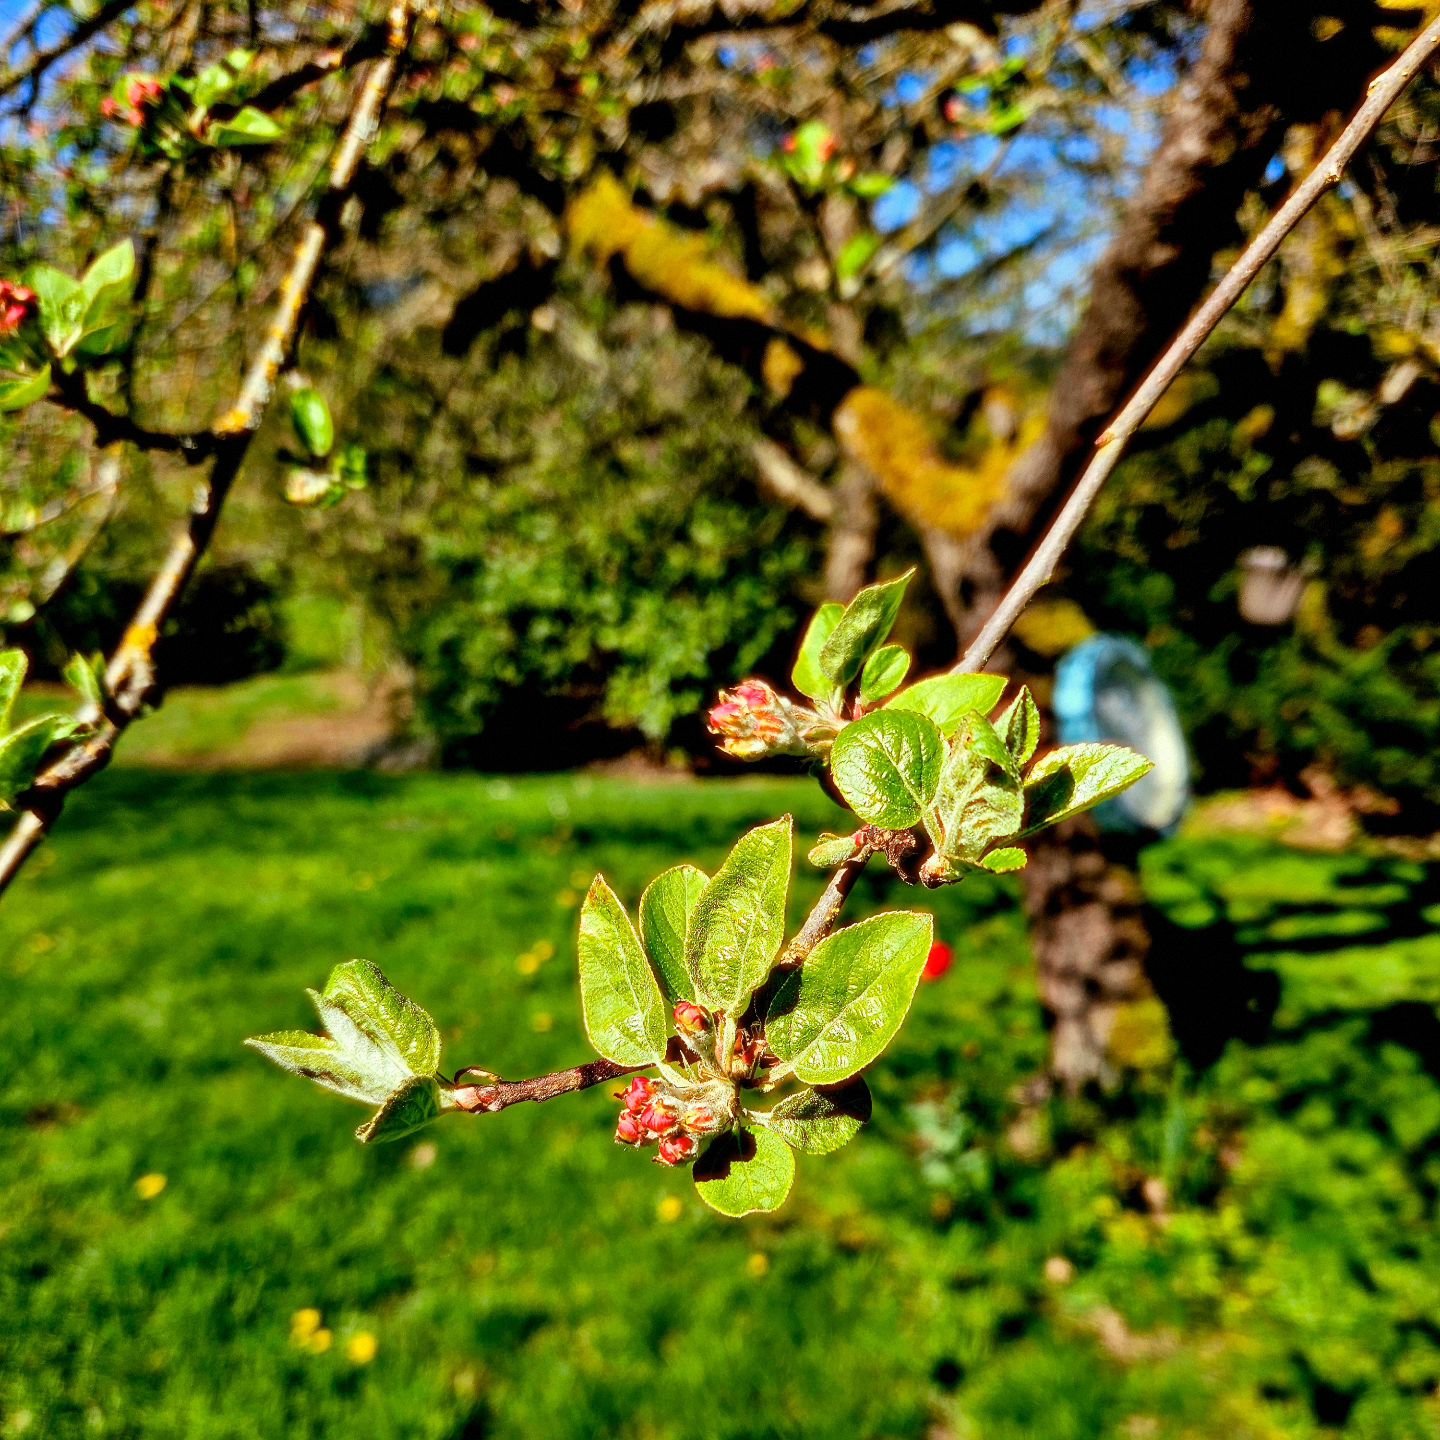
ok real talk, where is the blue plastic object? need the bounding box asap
[1053,635,1190,835]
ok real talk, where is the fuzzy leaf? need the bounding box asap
[323,958,442,1077]
[243,1028,392,1106]
[995,685,1041,768]
[694,1125,795,1216]
[0,365,51,412]
[578,876,668,1065]
[1021,743,1155,837]
[830,709,942,829]
[753,1080,871,1154]
[687,817,792,1013]
[22,265,83,355]
[791,602,844,702]
[859,644,911,705]
[818,570,912,687]
[807,832,857,868]
[639,863,708,1005]
[931,717,1025,865]
[886,673,1006,736]
[355,1075,444,1144]
[765,911,932,1084]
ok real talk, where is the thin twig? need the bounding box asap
[0,6,415,899]
[957,16,1440,675]
[452,1057,639,1114]
[0,0,134,106]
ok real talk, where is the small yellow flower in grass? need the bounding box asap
[555,890,579,909]
[309,1328,333,1355]
[530,1011,554,1034]
[745,1252,770,1279]
[346,1332,378,1365]
[532,939,555,962]
[516,951,541,977]
[135,1173,167,1200]
[657,1194,684,1224]
[291,1308,322,1340]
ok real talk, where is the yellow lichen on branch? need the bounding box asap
[567,174,774,325]
[834,386,1045,539]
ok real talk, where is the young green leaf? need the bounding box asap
[0,714,81,807]
[995,685,1041,768]
[1020,743,1155,837]
[765,911,932,1084]
[818,570,913,687]
[322,958,442,1077]
[885,673,1007,736]
[79,240,135,309]
[687,817,792,1013]
[577,876,669,1065]
[791,602,844,703]
[639,863,708,1004]
[858,644,910,705]
[959,709,1018,781]
[63,652,105,712]
[0,649,26,729]
[830,709,942,829]
[290,388,335,460]
[208,106,284,146]
[244,1027,396,1106]
[354,1074,445,1144]
[752,1080,871,1154]
[929,718,1024,866]
[0,364,51,412]
[22,265,83,355]
[979,846,1027,874]
[807,832,857,868]
[693,1125,796,1216]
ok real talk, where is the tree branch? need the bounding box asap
[452,1056,639,1114]
[0,5,417,900]
[0,0,133,106]
[956,14,1440,675]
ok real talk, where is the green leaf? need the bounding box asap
[752,1080,870,1154]
[687,817,792,1013]
[836,231,880,283]
[792,602,844,702]
[244,1028,394,1106]
[63,652,105,711]
[577,876,668,1065]
[290,388,335,459]
[0,364,51,412]
[0,713,80,807]
[819,571,912,687]
[765,911,932,1084]
[208,106,284,146]
[22,266,83,356]
[830,709,942,829]
[807,832,857,868]
[323,958,442,1077]
[693,1125,795,1216]
[995,685,1041,768]
[639,863,708,1004]
[355,1074,445,1144]
[74,245,136,360]
[0,649,25,731]
[79,240,135,306]
[979,846,1027,874]
[849,172,894,199]
[858,644,910,705]
[886,673,1006,736]
[929,715,1025,866]
[1020,743,1154,836]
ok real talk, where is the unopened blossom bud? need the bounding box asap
[127,76,164,111]
[673,1000,711,1037]
[0,280,37,337]
[284,468,334,507]
[943,94,964,125]
[657,1132,697,1167]
[681,1103,724,1137]
[706,679,813,761]
[639,1100,677,1136]
[615,1110,645,1146]
[922,939,954,982]
[619,1076,656,1113]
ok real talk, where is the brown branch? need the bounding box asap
[778,852,869,966]
[50,368,216,460]
[452,1057,639,1114]
[957,14,1440,675]
[0,6,416,899]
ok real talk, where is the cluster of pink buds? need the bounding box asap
[706,679,824,761]
[101,76,164,128]
[614,1076,698,1165]
[0,280,37,338]
[781,128,838,162]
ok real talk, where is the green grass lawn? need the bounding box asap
[2,771,1438,1439]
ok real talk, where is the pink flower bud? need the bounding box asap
[657,1132,697,1166]
[705,679,812,762]
[619,1076,656,1114]
[639,1101,677,1136]
[0,280,37,337]
[681,1104,723,1136]
[615,1111,645,1146]
[126,76,164,110]
[943,95,963,125]
[673,1001,711,1037]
